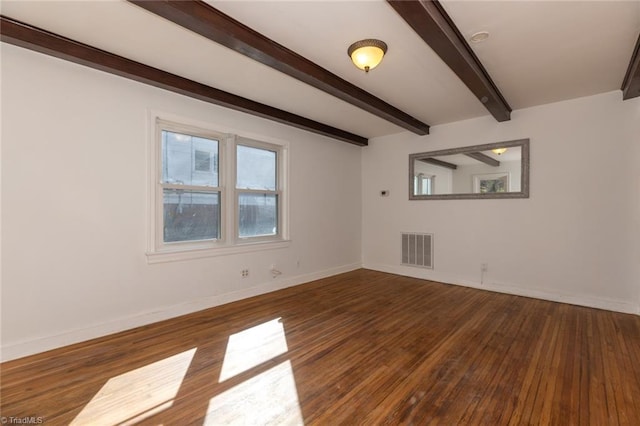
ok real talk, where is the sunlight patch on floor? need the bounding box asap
[219,317,288,382]
[70,348,196,425]
[205,360,304,425]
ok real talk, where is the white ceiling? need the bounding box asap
[441,0,640,109]
[2,0,639,140]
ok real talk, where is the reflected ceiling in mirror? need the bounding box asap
[409,139,529,200]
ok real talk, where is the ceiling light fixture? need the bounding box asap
[348,39,387,73]
[491,148,507,155]
[469,31,490,43]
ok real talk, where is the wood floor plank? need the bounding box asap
[2,269,639,425]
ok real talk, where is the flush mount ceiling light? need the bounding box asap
[469,31,490,43]
[348,39,387,73]
[491,148,507,155]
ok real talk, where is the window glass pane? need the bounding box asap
[163,189,220,242]
[236,145,276,190]
[162,130,218,187]
[238,193,277,238]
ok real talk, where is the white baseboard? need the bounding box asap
[1,262,362,362]
[363,262,640,316]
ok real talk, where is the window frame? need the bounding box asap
[414,173,435,195]
[147,115,290,263]
[154,119,227,253]
[233,137,284,244]
[422,174,435,195]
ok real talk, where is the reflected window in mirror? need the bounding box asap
[474,172,509,193]
[414,173,435,195]
[409,139,529,200]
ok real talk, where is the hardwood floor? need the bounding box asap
[2,269,640,425]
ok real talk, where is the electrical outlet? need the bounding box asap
[241,269,249,277]
[481,263,488,272]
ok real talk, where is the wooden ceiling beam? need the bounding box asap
[420,158,457,170]
[465,152,500,167]
[388,0,512,122]
[621,33,640,100]
[0,16,367,146]
[127,0,430,135]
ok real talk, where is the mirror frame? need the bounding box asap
[409,138,530,200]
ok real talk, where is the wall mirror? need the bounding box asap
[409,138,529,200]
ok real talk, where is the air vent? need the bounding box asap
[401,232,433,269]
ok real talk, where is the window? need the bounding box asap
[149,118,288,262]
[473,172,509,194]
[236,142,281,240]
[161,128,221,243]
[414,173,435,195]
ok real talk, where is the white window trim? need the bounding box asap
[146,116,290,264]
[154,119,227,252]
[233,137,287,245]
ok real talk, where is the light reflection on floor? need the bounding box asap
[219,317,289,382]
[205,360,304,426]
[70,318,304,425]
[70,348,196,425]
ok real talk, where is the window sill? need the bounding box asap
[146,239,291,264]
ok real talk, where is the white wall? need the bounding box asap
[3,44,639,363]
[0,45,362,361]
[363,91,640,314]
